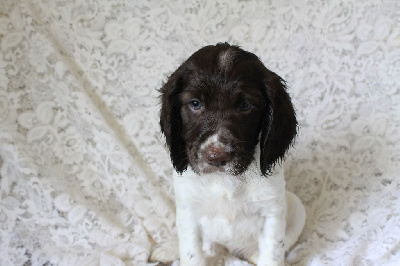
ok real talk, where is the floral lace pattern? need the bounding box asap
[0,0,399,265]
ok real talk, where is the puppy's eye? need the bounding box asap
[239,101,252,111]
[189,99,202,110]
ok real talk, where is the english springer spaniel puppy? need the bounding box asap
[151,43,305,266]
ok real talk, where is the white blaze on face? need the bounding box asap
[218,49,236,73]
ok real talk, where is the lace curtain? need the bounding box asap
[0,0,399,265]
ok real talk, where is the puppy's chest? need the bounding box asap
[190,179,265,245]
[194,181,251,218]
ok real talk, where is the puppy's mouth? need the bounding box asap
[202,165,227,174]
[193,159,245,176]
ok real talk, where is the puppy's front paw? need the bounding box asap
[150,239,179,263]
[247,251,259,265]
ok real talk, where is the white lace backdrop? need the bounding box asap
[0,0,399,265]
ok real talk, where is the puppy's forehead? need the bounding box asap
[181,45,266,100]
[187,46,264,81]
[182,78,261,100]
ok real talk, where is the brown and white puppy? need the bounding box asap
[152,43,305,266]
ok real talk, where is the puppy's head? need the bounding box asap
[160,43,297,176]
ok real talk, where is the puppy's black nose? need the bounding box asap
[205,147,232,167]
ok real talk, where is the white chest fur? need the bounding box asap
[173,165,286,260]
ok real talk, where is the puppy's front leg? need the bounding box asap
[175,202,206,266]
[256,208,286,266]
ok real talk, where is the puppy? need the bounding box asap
[151,43,305,266]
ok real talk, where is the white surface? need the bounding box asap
[0,0,399,265]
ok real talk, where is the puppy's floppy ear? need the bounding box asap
[159,70,188,174]
[260,71,297,176]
